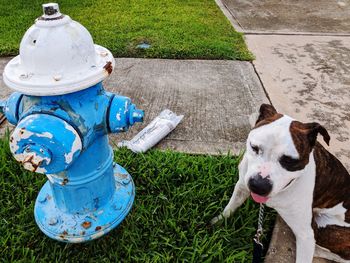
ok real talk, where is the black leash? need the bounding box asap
[252,203,265,263]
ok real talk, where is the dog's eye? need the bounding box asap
[250,143,260,154]
[279,155,303,171]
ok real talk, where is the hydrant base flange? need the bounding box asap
[34,164,135,243]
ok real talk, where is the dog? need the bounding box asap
[212,104,350,263]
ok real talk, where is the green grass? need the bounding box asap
[0,136,274,262]
[0,0,253,60]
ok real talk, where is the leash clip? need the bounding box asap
[254,228,264,248]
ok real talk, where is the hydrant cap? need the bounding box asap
[3,3,115,96]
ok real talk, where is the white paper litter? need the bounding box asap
[118,109,184,153]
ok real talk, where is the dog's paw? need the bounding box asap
[211,209,235,225]
[210,214,223,225]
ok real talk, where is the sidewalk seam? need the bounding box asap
[244,31,350,37]
[214,0,244,32]
[249,61,272,105]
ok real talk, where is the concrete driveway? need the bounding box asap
[221,0,350,34]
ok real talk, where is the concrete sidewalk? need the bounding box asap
[0,57,268,155]
[217,1,350,262]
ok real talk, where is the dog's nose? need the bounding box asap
[248,174,273,196]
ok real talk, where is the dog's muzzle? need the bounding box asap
[248,173,273,196]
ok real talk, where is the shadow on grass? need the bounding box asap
[0,135,275,262]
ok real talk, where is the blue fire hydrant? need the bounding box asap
[0,3,143,242]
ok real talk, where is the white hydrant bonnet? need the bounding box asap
[3,3,115,96]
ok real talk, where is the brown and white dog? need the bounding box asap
[212,104,350,263]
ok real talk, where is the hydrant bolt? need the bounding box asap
[42,3,60,17]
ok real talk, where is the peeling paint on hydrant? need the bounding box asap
[0,3,143,242]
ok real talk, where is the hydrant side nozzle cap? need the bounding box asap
[132,109,144,123]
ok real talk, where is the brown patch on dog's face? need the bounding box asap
[284,122,314,171]
[255,114,284,129]
[254,104,283,129]
[279,121,331,172]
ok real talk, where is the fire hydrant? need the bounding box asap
[0,3,143,242]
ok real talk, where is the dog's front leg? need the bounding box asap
[295,232,315,263]
[279,211,315,263]
[211,179,250,224]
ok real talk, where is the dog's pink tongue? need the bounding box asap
[251,193,269,203]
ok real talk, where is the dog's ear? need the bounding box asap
[255,104,277,124]
[304,122,330,147]
[294,122,331,147]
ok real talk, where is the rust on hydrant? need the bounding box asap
[60,230,68,239]
[81,221,92,229]
[103,61,113,75]
[61,178,69,186]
